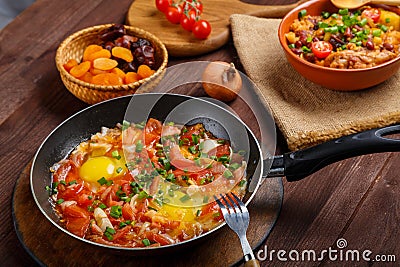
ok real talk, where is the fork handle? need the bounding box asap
[244,258,260,267]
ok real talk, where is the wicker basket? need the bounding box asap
[55,24,168,104]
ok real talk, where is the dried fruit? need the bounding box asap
[86,49,111,61]
[92,73,122,86]
[112,46,133,62]
[111,68,126,80]
[70,61,91,78]
[79,72,93,83]
[63,59,78,72]
[83,45,102,61]
[93,58,118,71]
[125,72,140,84]
[90,67,109,76]
[137,65,155,79]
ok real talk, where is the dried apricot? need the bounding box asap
[83,45,102,61]
[137,65,155,79]
[63,59,78,72]
[111,67,126,80]
[92,73,122,86]
[125,72,140,84]
[90,67,109,76]
[86,49,111,61]
[70,61,91,78]
[79,72,93,83]
[93,58,118,71]
[112,46,133,62]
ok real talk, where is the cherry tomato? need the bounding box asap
[311,41,333,59]
[180,10,197,31]
[361,8,381,23]
[155,0,172,13]
[192,19,211,39]
[165,6,183,24]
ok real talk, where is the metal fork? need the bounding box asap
[215,193,260,267]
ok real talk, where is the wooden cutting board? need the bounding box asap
[126,0,306,57]
[13,161,283,266]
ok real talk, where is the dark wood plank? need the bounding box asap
[257,153,393,266]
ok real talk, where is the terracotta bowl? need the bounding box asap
[278,0,400,91]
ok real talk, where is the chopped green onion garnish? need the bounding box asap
[99,203,107,209]
[56,199,64,204]
[112,150,121,160]
[166,173,175,182]
[239,180,246,187]
[110,205,122,218]
[229,163,241,170]
[306,36,312,43]
[189,146,197,154]
[385,18,391,23]
[135,140,143,153]
[135,121,145,129]
[116,167,123,174]
[168,189,175,197]
[97,177,107,186]
[138,190,149,200]
[331,13,338,19]
[192,134,199,144]
[68,180,77,185]
[302,46,311,53]
[122,120,130,131]
[203,195,209,203]
[60,180,67,185]
[380,25,388,32]
[180,194,191,203]
[373,29,381,37]
[338,8,348,15]
[321,11,330,19]
[298,9,307,19]
[359,18,368,26]
[223,169,234,179]
[318,22,329,28]
[142,238,151,246]
[104,227,116,240]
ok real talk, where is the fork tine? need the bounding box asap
[219,194,236,215]
[225,193,241,214]
[231,193,246,211]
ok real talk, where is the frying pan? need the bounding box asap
[31,93,400,254]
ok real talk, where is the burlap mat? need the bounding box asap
[230,14,400,151]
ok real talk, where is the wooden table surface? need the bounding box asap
[1,0,399,266]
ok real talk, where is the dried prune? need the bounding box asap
[99,24,126,42]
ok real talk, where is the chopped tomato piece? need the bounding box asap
[63,204,90,237]
[311,41,333,59]
[122,202,134,220]
[362,8,381,23]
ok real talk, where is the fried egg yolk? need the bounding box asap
[79,155,126,183]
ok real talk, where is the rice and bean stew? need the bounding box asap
[285,7,400,68]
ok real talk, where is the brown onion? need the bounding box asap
[202,61,242,102]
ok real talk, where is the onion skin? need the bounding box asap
[202,61,242,102]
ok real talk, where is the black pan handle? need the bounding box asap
[267,125,400,181]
